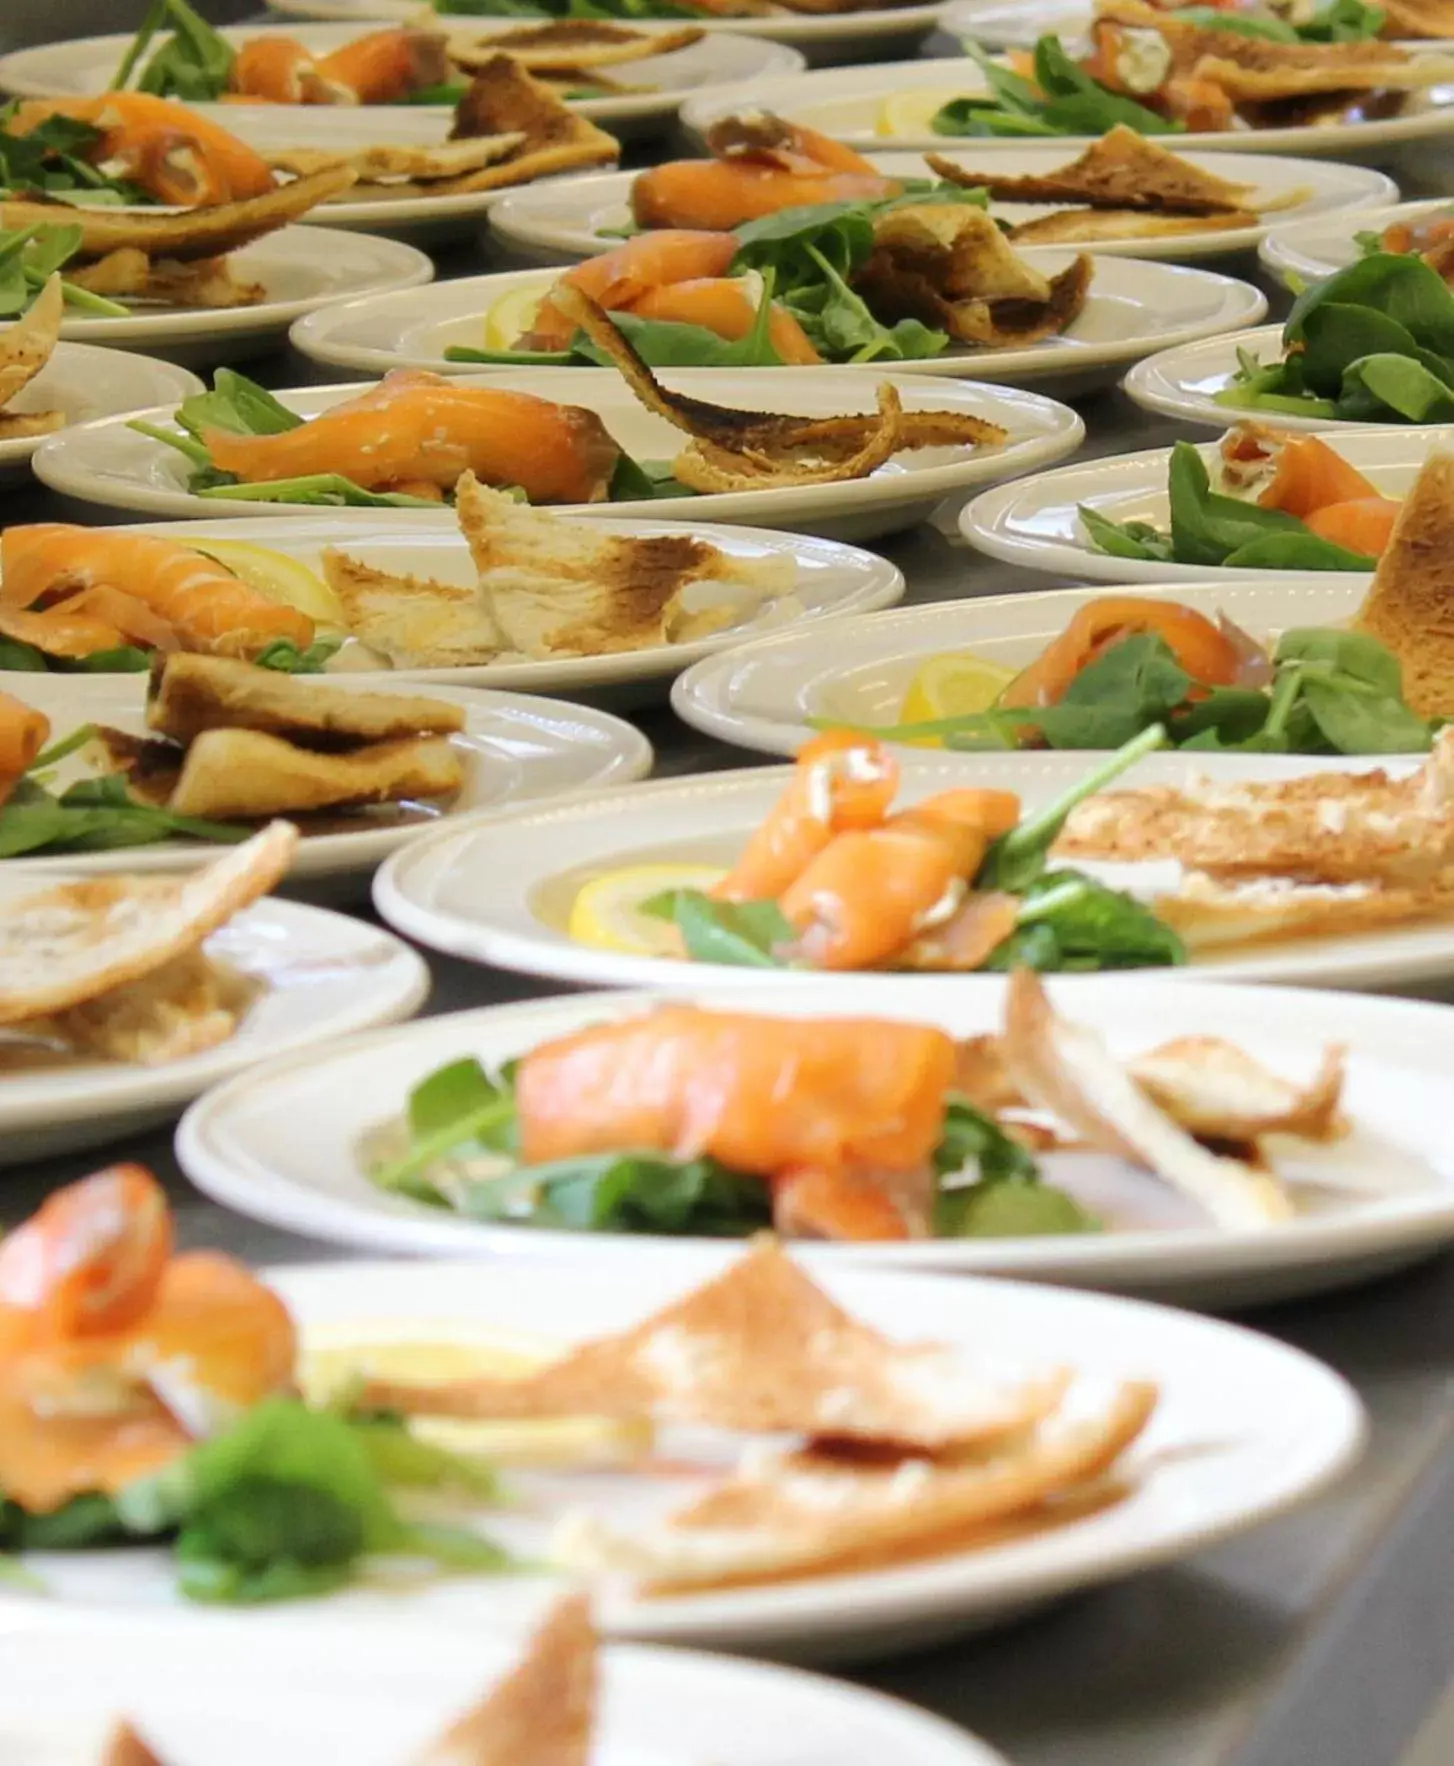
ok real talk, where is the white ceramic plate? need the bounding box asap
[3,1250,1364,1653]
[487,146,1396,265]
[259,2,953,70]
[177,976,1454,1307]
[29,369,1084,544]
[0,888,426,1167]
[670,577,1372,755]
[1121,322,1402,430]
[0,22,805,141]
[0,226,432,371]
[0,345,201,486]
[0,513,904,703]
[372,749,1454,993]
[960,424,1438,583]
[1259,196,1452,288]
[4,674,651,890]
[289,253,1267,399]
[184,105,618,245]
[677,53,1454,160]
[0,1609,1008,1766]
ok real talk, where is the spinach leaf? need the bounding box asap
[1302,0,1385,36]
[1169,6,1298,38]
[1168,685,1273,745]
[1022,633,1191,750]
[1166,439,1308,565]
[1300,678,1432,753]
[0,108,150,204]
[1287,251,1454,359]
[371,1057,518,1197]
[934,1098,1039,1183]
[0,773,248,858]
[198,476,447,510]
[1294,303,1427,399]
[251,636,341,674]
[0,1492,128,1549]
[472,1151,772,1235]
[1218,530,1375,570]
[938,1177,1100,1237]
[176,370,304,442]
[990,867,1186,969]
[1338,352,1454,423]
[114,0,235,101]
[1078,504,1176,563]
[976,722,1168,891]
[643,888,795,967]
[608,453,695,501]
[932,37,1182,139]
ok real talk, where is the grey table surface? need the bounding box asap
[5,69,1454,1765]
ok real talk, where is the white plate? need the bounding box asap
[0,1610,1008,1766]
[942,0,1451,52]
[3,1249,1365,1652]
[0,889,426,1166]
[0,21,806,141]
[1121,322,1415,430]
[178,976,1454,1307]
[289,253,1267,399]
[487,146,1396,265]
[0,513,904,703]
[960,423,1439,583]
[182,105,618,245]
[30,369,1084,544]
[671,577,1371,754]
[4,674,652,891]
[259,2,953,70]
[1259,196,1452,288]
[677,53,1454,160]
[0,226,432,371]
[372,749,1454,993]
[0,345,201,486]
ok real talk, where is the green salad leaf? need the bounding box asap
[933,36,1182,138]
[0,770,250,858]
[113,0,235,101]
[0,106,152,204]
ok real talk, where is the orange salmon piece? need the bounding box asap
[516,1003,955,1181]
[202,370,621,504]
[1257,435,1383,518]
[629,280,823,363]
[1304,496,1400,557]
[526,231,740,348]
[1001,596,1244,710]
[0,689,49,809]
[630,160,898,232]
[228,35,327,102]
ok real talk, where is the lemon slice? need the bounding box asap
[190,538,346,631]
[568,861,728,956]
[482,282,548,351]
[301,1331,653,1468]
[897,651,1019,746]
[876,89,964,137]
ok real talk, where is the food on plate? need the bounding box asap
[106,1593,597,1766]
[4,93,276,205]
[0,521,337,672]
[324,473,798,666]
[1219,251,1454,423]
[924,124,1305,244]
[427,0,921,24]
[931,15,1454,139]
[364,1237,1158,1590]
[0,660,466,855]
[1082,425,1400,569]
[0,823,293,1064]
[0,274,63,439]
[572,721,1454,966]
[0,1165,509,1602]
[365,969,1389,1239]
[455,178,1091,369]
[0,167,355,320]
[114,0,707,109]
[1371,207,1454,282]
[1096,0,1427,45]
[571,723,1187,973]
[261,57,619,202]
[0,689,49,806]
[133,303,1009,508]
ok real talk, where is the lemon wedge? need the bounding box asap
[190,538,346,631]
[568,861,728,956]
[482,282,548,352]
[302,1331,653,1468]
[876,89,963,137]
[897,651,1019,746]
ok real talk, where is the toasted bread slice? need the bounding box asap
[0,273,62,410]
[0,822,295,1025]
[554,1376,1157,1593]
[27,947,258,1066]
[451,20,704,71]
[322,551,506,667]
[1056,736,1454,885]
[359,1238,1068,1449]
[928,126,1260,215]
[1380,0,1454,34]
[0,167,355,264]
[100,1722,169,1766]
[146,653,465,749]
[1152,868,1454,947]
[408,1595,595,1766]
[0,409,63,438]
[164,728,462,820]
[1007,208,1254,245]
[445,57,620,192]
[1129,1036,1347,1142]
[1354,452,1454,717]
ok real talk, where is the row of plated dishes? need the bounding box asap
[6,0,1454,1761]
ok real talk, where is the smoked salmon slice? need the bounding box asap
[201,370,622,504]
[999,596,1245,710]
[0,688,49,809]
[631,160,898,232]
